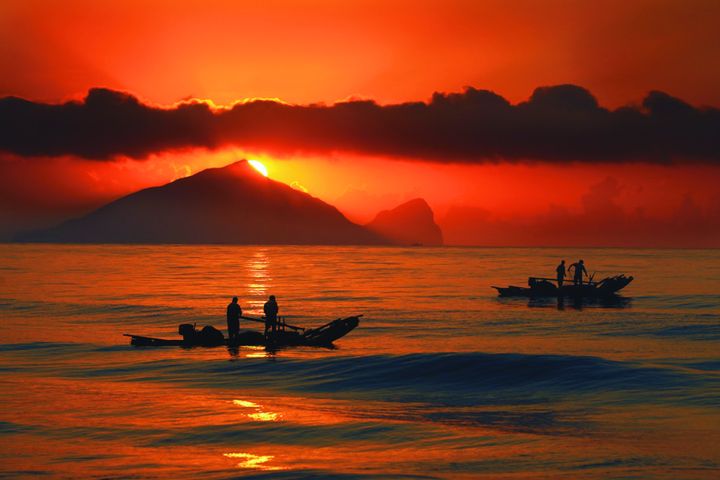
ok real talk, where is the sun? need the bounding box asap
[248,159,269,177]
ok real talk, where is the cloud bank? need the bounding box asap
[1,85,719,163]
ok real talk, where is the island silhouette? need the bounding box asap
[17,160,442,245]
[366,198,443,246]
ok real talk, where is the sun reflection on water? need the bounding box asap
[248,411,279,421]
[223,452,282,470]
[233,398,281,422]
[243,346,274,358]
[246,250,272,306]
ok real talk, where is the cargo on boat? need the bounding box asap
[493,275,633,298]
[124,315,361,348]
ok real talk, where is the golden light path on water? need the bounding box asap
[226,399,282,469]
[246,249,271,309]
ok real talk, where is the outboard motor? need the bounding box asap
[528,277,557,295]
[178,323,197,342]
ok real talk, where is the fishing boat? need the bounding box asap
[124,315,361,348]
[493,275,633,298]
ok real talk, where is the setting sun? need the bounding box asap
[248,160,269,177]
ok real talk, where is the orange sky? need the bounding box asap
[3,0,720,107]
[1,0,719,245]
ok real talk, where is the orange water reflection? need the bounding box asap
[1,245,720,478]
[0,373,719,478]
[2,244,718,362]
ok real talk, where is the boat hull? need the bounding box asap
[493,275,633,298]
[125,315,360,348]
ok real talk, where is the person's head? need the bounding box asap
[232,296,238,303]
[579,259,584,264]
[269,295,276,302]
[561,260,565,264]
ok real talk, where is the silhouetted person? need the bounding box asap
[264,295,279,338]
[556,260,566,288]
[569,259,588,285]
[226,297,242,342]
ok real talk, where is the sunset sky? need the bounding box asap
[1,0,719,246]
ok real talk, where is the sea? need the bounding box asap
[0,245,719,479]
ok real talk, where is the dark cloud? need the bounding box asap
[1,85,719,162]
[0,89,217,159]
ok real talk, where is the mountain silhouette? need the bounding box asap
[17,161,386,245]
[366,198,443,246]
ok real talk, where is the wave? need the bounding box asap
[3,339,718,409]
[40,350,716,408]
[599,322,720,341]
[643,323,720,340]
[632,294,720,311]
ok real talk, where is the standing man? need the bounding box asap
[568,259,588,286]
[226,296,242,342]
[556,260,566,288]
[264,295,279,338]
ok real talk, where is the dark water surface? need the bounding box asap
[1,245,719,479]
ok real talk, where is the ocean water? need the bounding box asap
[0,245,719,479]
